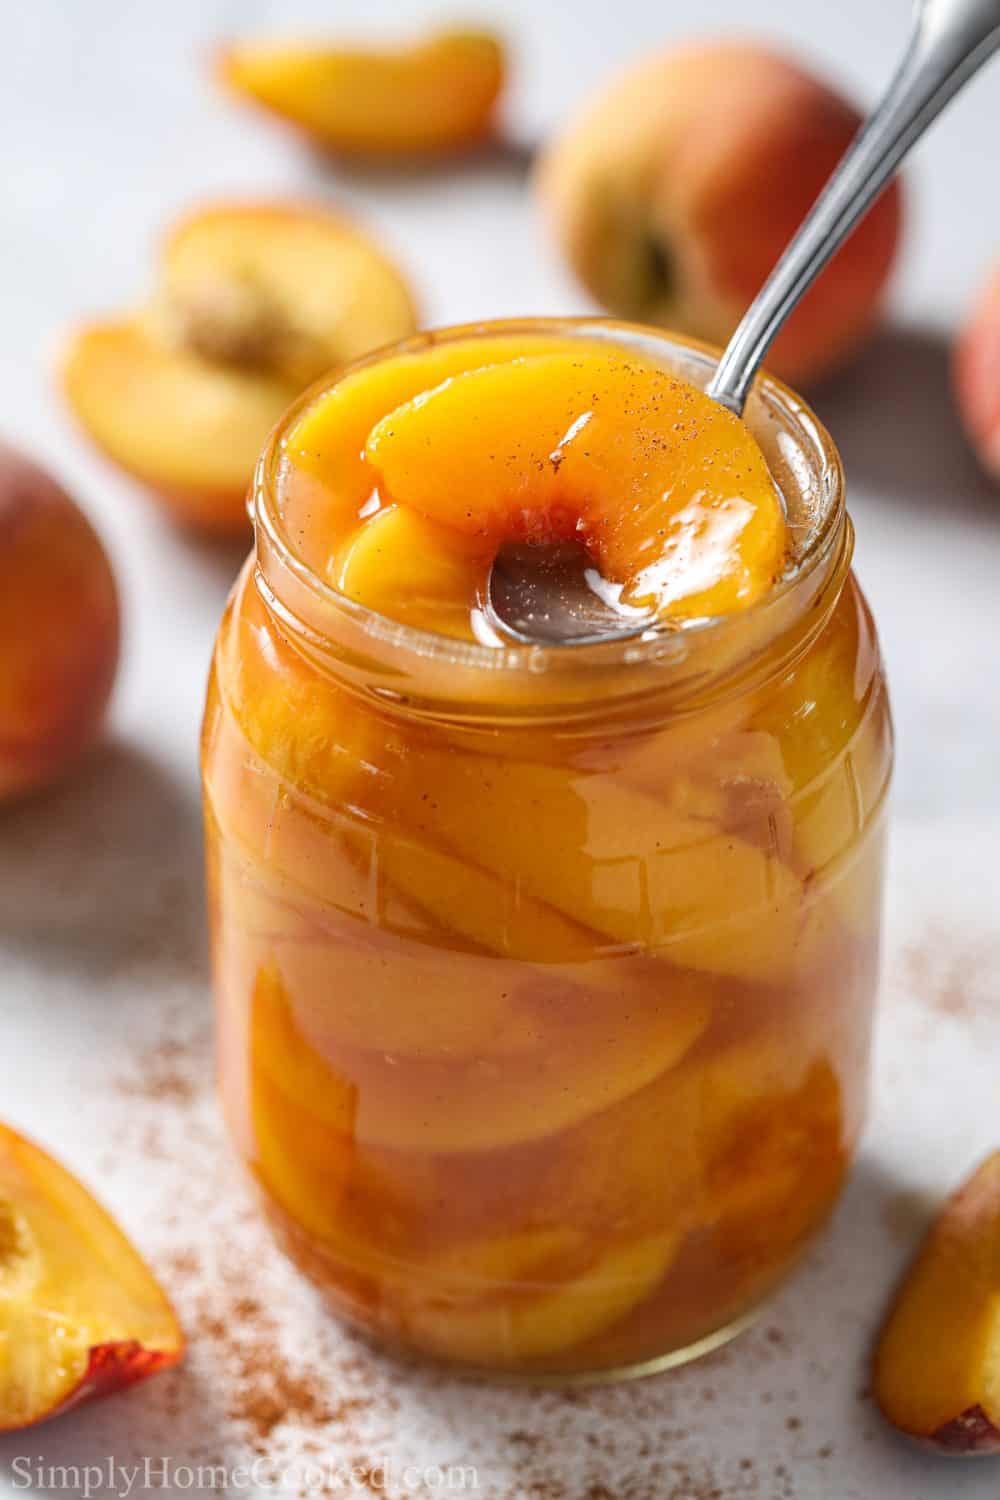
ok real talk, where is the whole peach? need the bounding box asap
[538,41,903,387]
[954,260,1000,481]
[0,444,119,800]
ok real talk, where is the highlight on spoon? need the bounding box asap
[486,539,654,647]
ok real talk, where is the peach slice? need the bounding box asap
[0,444,119,801]
[298,965,711,1153]
[364,352,787,618]
[874,1153,1000,1454]
[538,42,902,387]
[283,331,605,550]
[213,561,809,986]
[250,962,358,1132]
[247,964,357,1242]
[750,576,892,935]
[333,503,490,637]
[348,820,599,965]
[218,29,505,159]
[543,1057,703,1240]
[0,1122,183,1430]
[213,566,808,983]
[62,202,416,535]
[697,1056,846,1272]
[213,857,545,1059]
[360,729,807,984]
[396,1231,678,1366]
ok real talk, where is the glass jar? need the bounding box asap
[201,320,892,1381]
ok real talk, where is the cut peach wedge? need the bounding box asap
[0,1122,183,1431]
[218,29,505,159]
[160,203,417,384]
[874,1153,1000,1455]
[365,352,788,619]
[62,201,417,535]
[62,322,292,535]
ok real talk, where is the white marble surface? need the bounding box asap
[2,2,1000,1497]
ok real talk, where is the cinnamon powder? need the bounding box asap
[105,1000,810,1498]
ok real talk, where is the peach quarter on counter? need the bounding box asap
[201,322,892,1379]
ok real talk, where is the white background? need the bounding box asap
[1,1,999,1497]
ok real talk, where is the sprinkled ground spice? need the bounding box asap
[84,930,999,1499]
[100,1007,800,1497]
[898,931,1000,1023]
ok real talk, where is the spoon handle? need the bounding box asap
[708,0,1000,416]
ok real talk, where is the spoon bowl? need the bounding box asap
[486,538,654,647]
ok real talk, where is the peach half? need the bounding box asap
[218,28,505,159]
[954,258,1000,482]
[874,1152,1000,1454]
[538,41,902,387]
[62,202,417,534]
[0,444,119,801]
[0,1122,183,1430]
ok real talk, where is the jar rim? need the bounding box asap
[252,316,846,686]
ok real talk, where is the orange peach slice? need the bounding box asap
[317,966,710,1153]
[334,503,489,637]
[350,820,599,965]
[218,29,505,159]
[213,560,808,985]
[214,577,808,982]
[211,849,547,1058]
[283,331,605,548]
[750,577,892,935]
[874,1153,1000,1454]
[0,444,119,800]
[396,1231,678,1366]
[544,1059,703,1240]
[250,1071,354,1245]
[696,1055,846,1270]
[365,733,807,984]
[247,965,357,1242]
[365,352,787,618]
[250,962,357,1132]
[538,42,902,386]
[0,1122,183,1430]
[62,202,416,535]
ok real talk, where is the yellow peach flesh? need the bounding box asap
[364,352,787,620]
[874,1153,1000,1453]
[61,202,416,534]
[0,1123,183,1430]
[219,30,505,157]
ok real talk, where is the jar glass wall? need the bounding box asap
[201,320,892,1381]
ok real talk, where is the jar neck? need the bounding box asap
[251,318,850,731]
[252,514,850,734]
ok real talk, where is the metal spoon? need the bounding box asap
[487,0,1000,647]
